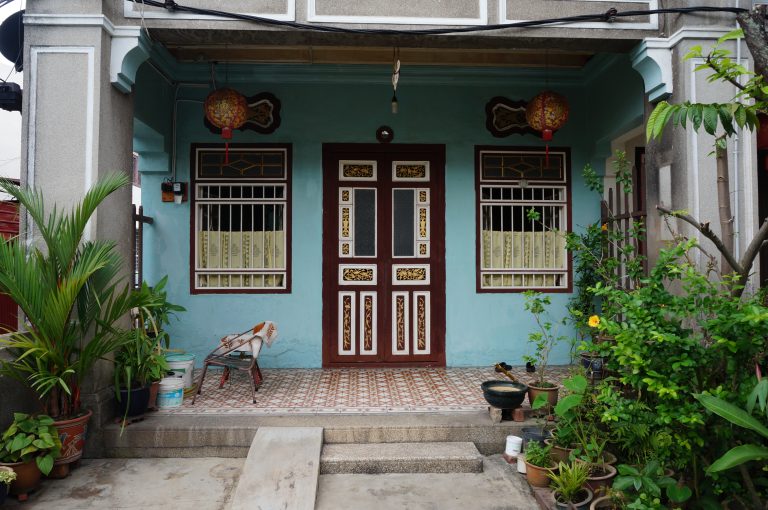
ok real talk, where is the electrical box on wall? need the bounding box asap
[161,181,188,203]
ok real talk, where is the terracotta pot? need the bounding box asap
[590,495,622,510]
[555,487,593,510]
[584,463,618,497]
[148,380,160,411]
[0,460,41,500]
[524,459,557,488]
[53,409,93,468]
[545,439,578,463]
[528,383,559,410]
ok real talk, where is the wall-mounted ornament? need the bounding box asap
[376,125,394,143]
[204,92,282,139]
[485,97,539,138]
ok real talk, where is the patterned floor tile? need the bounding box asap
[160,366,573,415]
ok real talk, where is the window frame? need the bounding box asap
[474,146,572,294]
[190,143,292,294]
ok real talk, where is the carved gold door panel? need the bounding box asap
[322,145,445,366]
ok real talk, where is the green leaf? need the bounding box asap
[691,104,703,131]
[734,105,747,128]
[613,476,634,491]
[647,102,667,140]
[666,484,692,503]
[717,105,734,135]
[707,444,768,473]
[562,375,587,394]
[531,393,549,410]
[702,105,718,135]
[717,29,743,43]
[36,454,53,476]
[554,394,582,416]
[695,393,768,438]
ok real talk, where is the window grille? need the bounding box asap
[477,149,570,291]
[192,146,290,292]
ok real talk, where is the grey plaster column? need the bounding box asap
[19,1,136,456]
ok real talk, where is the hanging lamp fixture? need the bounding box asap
[203,63,249,164]
[525,51,569,164]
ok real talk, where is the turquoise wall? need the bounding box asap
[134,55,644,368]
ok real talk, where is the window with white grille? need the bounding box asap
[192,145,290,293]
[476,148,570,291]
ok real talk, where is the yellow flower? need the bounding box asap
[601,223,608,231]
[588,315,600,328]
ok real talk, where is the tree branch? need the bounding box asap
[705,55,748,92]
[735,217,768,293]
[737,6,768,84]
[656,205,743,274]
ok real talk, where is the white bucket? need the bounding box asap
[165,353,195,389]
[157,377,184,409]
[517,453,527,474]
[505,435,523,457]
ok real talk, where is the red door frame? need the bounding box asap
[321,143,446,367]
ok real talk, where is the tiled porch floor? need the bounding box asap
[162,366,573,415]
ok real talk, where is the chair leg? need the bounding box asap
[219,366,230,388]
[192,363,209,404]
[253,360,263,390]
[248,370,257,404]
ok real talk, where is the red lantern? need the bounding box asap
[525,91,569,163]
[204,88,249,164]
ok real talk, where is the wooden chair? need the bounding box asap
[192,321,278,404]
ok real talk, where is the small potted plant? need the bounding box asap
[0,413,62,500]
[523,291,565,410]
[523,440,558,488]
[114,327,170,422]
[0,466,16,505]
[548,461,593,509]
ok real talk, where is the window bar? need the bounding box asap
[261,203,266,272]
[500,199,506,288]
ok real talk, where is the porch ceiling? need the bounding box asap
[165,45,594,68]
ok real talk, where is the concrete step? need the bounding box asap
[229,427,322,510]
[102,412,533,458]
[320,441,484,474]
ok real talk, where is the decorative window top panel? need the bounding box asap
[196,148,287,180]
[479,150,566,183]
[339,160,377,181]
[392,161,430,182]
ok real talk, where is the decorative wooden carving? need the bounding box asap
[204,92,281,135]
[485,96,538,138]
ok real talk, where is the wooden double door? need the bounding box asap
[322,144,446,367]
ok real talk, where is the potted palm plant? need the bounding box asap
[0,413,61,501]
[0,174,147,475]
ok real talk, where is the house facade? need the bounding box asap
[18,0,763,372]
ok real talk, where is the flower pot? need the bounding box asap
[521,427,551,448]
[555,487,594,510]
[524,459,557,488]
[0,481,7,505]
[544,439,578,463]
[0,460,41,501]
[590,495,622,510]
[117,385,151,418]
[53,408,93,473]
[148,380,160,411]
[580,353,606,380]
[583,463,617,497]
[528,383,559,410]
[481,380,529,410]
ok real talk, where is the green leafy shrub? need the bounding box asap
[0,413,62,476]
[525,440,555,468]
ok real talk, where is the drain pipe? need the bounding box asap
[732,0,741,262]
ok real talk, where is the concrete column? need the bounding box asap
[20,1,135,455]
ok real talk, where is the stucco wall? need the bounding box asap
[136,56,644,368]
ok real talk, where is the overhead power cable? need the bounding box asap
[129,1,748,36]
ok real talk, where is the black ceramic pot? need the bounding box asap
[0,482,7,505]
[481,380,529,409]
[117,385,151,418]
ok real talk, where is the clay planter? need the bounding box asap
[583,463,618,497]
[148,380,160,411]
[555,487,594,510]
[589,495,622,510]
[52,408,93,477]
[524,459,557,488]
[117,385,151,419]
[528,383,559,410]
[1,460,41,501]
[544,439,578,463]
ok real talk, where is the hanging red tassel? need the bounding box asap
[222,126,232,164]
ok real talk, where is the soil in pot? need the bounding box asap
[584,463,618,496]
[524,459,557,488]
[1,460,41,501]
[555,487,594,510]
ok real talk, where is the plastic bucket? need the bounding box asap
[157,377,184,409]
[165,353,195,389]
